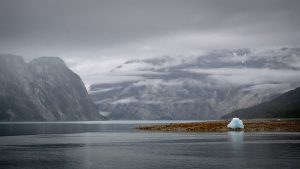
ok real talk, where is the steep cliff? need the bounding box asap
[0,54,104,121]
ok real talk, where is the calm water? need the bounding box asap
[0,121,299,169]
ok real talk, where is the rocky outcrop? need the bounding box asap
[0,54,104,121]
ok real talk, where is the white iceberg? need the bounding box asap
[227,118,244,129]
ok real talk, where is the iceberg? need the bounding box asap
[227,118,244,129]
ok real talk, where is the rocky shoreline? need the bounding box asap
[137,119,300,132]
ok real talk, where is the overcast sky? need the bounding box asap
[1,0,300,86]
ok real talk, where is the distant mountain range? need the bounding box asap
[222,86,300,119]
[89,48,300,120]
[1,48,299,121]
[0,54,104,121]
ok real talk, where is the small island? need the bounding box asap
[137,119,300,132]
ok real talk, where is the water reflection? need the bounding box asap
[0,120,203,136]
[0,125,299,169]
[228,131,245,169]
[228,131,244,152]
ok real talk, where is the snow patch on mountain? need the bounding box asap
[88,48,300,120]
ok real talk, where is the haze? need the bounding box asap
[0,0,300,87]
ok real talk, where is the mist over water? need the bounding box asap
[0,121,299,169]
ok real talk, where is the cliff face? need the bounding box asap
[0,54,104,121]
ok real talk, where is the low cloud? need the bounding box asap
[82,74,144,89]
[1,0,299,87]
[186,68,300,85]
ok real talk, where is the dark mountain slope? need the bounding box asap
[222,87,300,119]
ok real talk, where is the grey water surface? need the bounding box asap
[0,121,299,169]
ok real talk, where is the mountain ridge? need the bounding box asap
[221,86,300,119]
[89,48,300,120]
[0,54,104,121]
